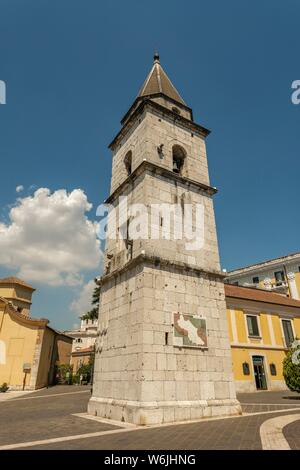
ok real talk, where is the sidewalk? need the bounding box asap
[0,389,41,402]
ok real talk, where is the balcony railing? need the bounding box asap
[270,281,288,294]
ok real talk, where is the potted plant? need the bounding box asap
[0,382,9,393]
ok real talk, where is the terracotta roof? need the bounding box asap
[0,276,35,291]
[138,53,186,105]
[71,346,94,356]
[225,283,300,308]
[46,326,73,339]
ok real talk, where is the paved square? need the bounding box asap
[0,385,299,450]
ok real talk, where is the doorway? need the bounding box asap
[252,356,267,390]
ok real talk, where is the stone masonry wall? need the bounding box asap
[139,264,236,405]
[110,109,210,194]
[90,261,238,424]
[104,169,221,277]
[90,102,241,424]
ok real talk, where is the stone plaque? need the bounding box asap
[173,313,208,348]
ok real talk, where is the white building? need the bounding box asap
[226,252,300,300]
[65,319,98,371]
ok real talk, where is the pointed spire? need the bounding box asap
[137,52,186,105]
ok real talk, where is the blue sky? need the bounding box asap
[0,0,299,329]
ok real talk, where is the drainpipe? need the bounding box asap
[47,331,57,387]
[0,305,5,332]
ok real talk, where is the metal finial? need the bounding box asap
[153,50,160,62]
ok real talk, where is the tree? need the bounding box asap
[76,354,95,384]
[80,280,100,321]
[283,341,300,393]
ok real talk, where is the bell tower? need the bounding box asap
[88,53,241,425]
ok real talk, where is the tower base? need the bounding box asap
[88,397,242,426]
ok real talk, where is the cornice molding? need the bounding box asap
[226,297,300,316]
[105,159,217,205]
[121,93,193,126]
[98,252,226,287]
[109,99,210,150]
[227,254,300,278]
[0,296,48,328]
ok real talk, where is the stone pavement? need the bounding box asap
[0,385,120,447]
[283,417,300,450]
[23,410,300,450]
[0,385,299,450]
[238,390,300,414]
[238,389,300,405]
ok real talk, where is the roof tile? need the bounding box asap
[225,283,300,308]
[138,54,186,105]
[0,276,35,291]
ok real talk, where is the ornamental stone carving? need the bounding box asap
[287,272,295,281]
[263,278,272,289]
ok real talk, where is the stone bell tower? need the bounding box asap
[88,53,241,424]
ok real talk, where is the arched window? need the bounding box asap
[172,145,186,174]
[124,151,132,176]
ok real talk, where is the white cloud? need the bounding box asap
[70,279,95,316]
[0,188,102,286]
[16,185,24,193]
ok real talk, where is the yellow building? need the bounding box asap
[71,346,94,374]
[0,276,72,390]
[0,276,35,316]
[226,252,300,300]
[225,284,300,393]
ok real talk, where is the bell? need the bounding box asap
[173,159,180,173]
